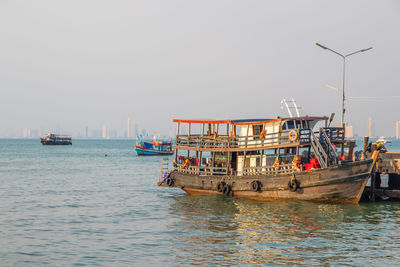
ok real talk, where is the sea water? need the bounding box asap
[1,139,400,266]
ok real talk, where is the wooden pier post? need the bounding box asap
[362,136,369,160]
[363,136,369,151]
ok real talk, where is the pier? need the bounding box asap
[362,136,400,201]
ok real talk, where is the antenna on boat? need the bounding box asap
[281,98,302,118]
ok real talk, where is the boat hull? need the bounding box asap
[161,159,373,204]
[40,139,72,145]
[135,147,173,156]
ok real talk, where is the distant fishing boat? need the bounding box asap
[135,134,173,156]
[376,136,391,145]
[40,133,72,145]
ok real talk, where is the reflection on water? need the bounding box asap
[168,195,400,265]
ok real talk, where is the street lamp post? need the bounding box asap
[315,43,372,127]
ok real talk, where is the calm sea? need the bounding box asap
[1,139,400,266]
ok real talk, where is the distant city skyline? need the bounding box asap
[8,116,168,139]
[9,116,400,140]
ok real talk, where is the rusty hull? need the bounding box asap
[162,159,373,204]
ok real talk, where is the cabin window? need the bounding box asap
[286,121,295,129]
[252,125,263,139]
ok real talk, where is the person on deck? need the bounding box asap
[184,158,190,168]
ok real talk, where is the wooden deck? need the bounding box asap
[364,151,400,201]
[375,152,400,174]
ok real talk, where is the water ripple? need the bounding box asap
[1,139,400,266]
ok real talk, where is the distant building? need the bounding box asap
[344,124,353,138]
[38,128,43,138]
[30,129,39,138]
[85,126,89,138]
[23,128,30,138]
[127,117,131,138]
[102,125,107,139]
[91,130,102,139]
[396,121,400,139]
[367,117,375,138]
[109,130,118,139]
[134,124,139,138]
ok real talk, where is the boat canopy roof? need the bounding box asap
[172,116,328,125]
[283,116,328,121]
[172,119,231,124]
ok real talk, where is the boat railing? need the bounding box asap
[321,127,345,142]
[243,163,297,175]
[175,163,228,175]
[175,127,344,151]
[298,127,344,145]
[175,130,295,150]
[174,162,298,176]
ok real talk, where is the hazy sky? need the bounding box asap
[1,0,399,137]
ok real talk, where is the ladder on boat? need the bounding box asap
[310,131,329,168]
[310,129,338,168]
[158,158,170,184]
[319,128,338,166]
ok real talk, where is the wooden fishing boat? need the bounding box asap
[135,134,173,156]
[136,143,173,156]
[158,116,379,204]
[40,133,72,145]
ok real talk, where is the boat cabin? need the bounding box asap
[40,133,72,145]
[135,134,173,156]
[172,116,347,177]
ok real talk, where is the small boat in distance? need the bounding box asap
[376,136,391,145]
[135,134,173,156]
[40,133,72,145]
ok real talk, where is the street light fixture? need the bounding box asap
[315,42,373,127]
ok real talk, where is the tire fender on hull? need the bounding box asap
[251,180,262,192]
[288,179,300,192]
[217,181,226,192]
[222,184,231,195]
